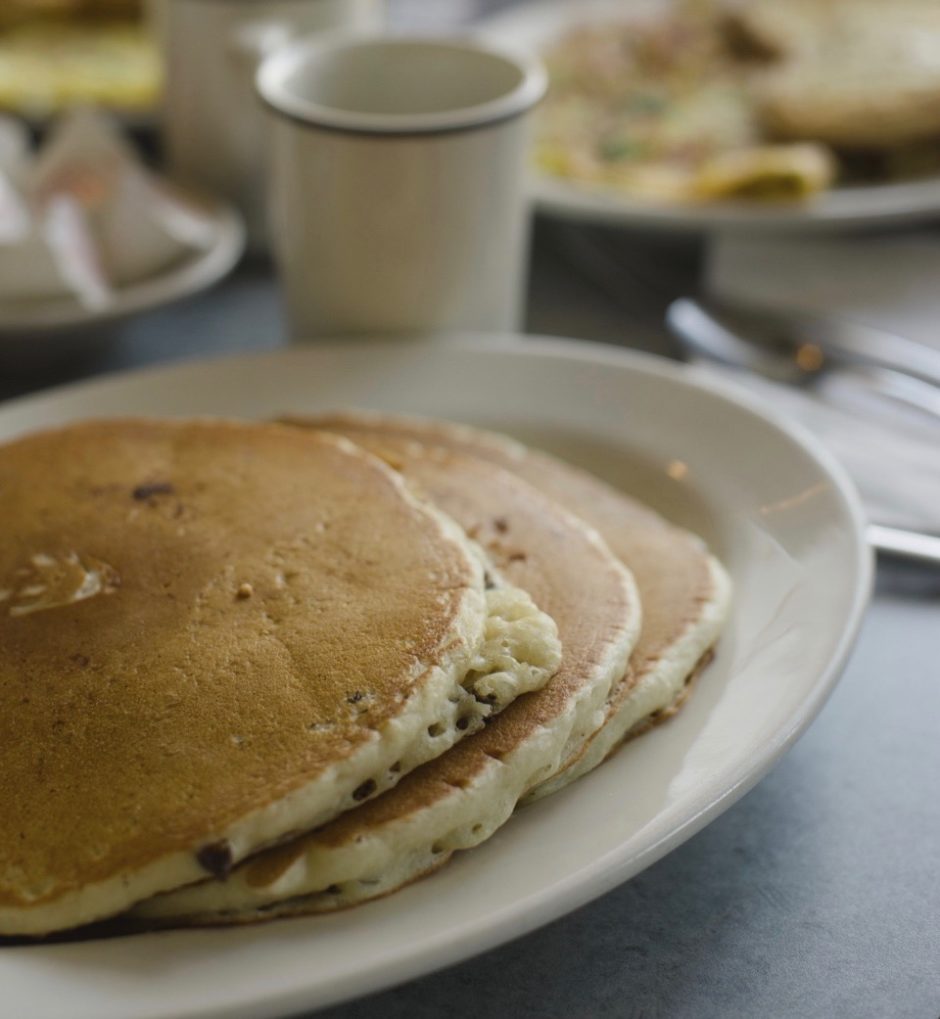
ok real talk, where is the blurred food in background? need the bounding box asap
[536,0,940,205]
[0,0,160,120]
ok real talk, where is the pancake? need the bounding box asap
[0,418,561,936]
[285,414,730,801]
[133,438,641,923]
[729,0,940,148]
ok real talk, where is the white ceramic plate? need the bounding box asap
[0,193,244,338]
[478,0,940,233]
[0,336,870,1019]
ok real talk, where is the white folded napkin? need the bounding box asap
[0,109,216,308]
[33,109,217,288]
[0,165,109,307]
[705,232,940,533]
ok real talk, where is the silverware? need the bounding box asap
[868,524,940,567]
[664,297,940,567]
[666,297,940,421]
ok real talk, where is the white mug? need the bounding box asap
[257,33,547,338]
[154,0,381,249]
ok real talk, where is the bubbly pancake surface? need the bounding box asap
[282,413,730,799]
[135,437,641,923]
[0,418,502,935]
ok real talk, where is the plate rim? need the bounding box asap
[476,0,940,234]
[0,335,872,1019]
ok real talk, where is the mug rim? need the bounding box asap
[256,31,548,137]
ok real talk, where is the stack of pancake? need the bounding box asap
[0,413,730,937]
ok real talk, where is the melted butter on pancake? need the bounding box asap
[6,552,120,618]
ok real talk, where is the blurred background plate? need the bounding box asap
[0,192,243,363]
[479,0,940,233]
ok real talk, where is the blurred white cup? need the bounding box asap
[257,32,547,339]
[153,0,381,250]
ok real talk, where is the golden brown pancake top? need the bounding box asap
[240,433,638,880]
[286,413,714,680]
[0,419,482,910]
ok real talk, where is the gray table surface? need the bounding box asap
[3,221,938,1018]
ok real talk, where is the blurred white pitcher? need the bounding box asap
[153,0,381,249]
[257,33,547,338]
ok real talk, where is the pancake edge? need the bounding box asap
[131,532,640,924]
[527,554,732,801]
